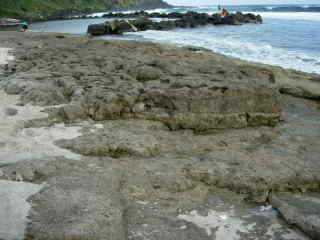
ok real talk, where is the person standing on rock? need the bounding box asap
[221,8,229,18]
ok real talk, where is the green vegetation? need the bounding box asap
[0,0,169,20]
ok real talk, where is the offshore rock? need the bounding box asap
[87,11,263,36]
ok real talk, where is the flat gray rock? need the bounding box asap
[271,193,320,240]
[25,160,126,240]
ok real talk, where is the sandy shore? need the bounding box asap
[0,31,320,240]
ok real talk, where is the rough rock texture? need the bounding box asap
[87,11,263,36]
[56,95,320,200]
[24,159,126,240]
[1,32,320,240]
[135,86,280,131]
[3,32,318,131]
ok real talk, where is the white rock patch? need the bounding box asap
[0,180,43,240]
[0,47,83,240]
[178,209,255,239]
[0,47,14,65]
[0,90,82,164]
[266,222,308,240]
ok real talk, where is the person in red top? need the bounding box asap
[221,8,229,17]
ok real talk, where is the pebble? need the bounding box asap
[5,107,18,116]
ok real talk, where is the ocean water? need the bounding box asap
[30,4,320,74]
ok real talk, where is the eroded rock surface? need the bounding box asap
[0,32,320,239]
[3,32,318,131]
[24,159,126,240]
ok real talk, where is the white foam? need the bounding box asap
[87,12,109,17]
[0,180,43,240]
[87,10,137,17]
[146,8,174,14]
[252,12,320,22]
[128,30,320,74]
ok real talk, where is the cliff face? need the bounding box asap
[0,0,170,20]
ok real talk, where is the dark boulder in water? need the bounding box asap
[88,20,137,35]
[87,11,263,36]
[87,24,106,36]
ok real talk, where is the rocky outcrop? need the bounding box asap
[2,34,293,131]
[87,19,138,35]
[1,32,320,240]
[134,86,280,131]
[102,10,263,24]
[271,193,320,239]
[87,11,263,36]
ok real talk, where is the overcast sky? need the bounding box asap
[165,0,320,6]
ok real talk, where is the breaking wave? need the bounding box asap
[128,29,320,74]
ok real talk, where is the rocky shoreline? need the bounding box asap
[0,32,320,240]
[87,11,263,35]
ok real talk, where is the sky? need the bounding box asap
[165,0,320,6]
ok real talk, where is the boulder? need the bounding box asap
[87,20,136,35]
[129,17,153,31]
[150,20,176,30]
[221,15,242,25]
[107,20,137,34]
[87,23,106,36]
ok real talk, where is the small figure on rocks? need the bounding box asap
[221,8,229,18]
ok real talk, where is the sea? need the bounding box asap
[30,4,320,74]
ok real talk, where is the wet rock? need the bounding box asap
[220,12,263,25]
[271,193,320,240]
[280,86,320,100]
[125,189,308,240]
[127,203,212,240]
[130,17,153,31]
[88,20,137,36]
[107,20,137,34]
[87,23,106,36]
